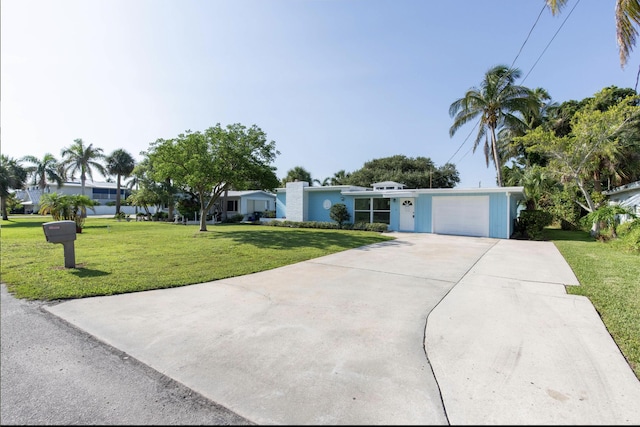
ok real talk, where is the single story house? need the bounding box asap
[218,190,276,221]
[603,180,640,224]
[275,181,525,239]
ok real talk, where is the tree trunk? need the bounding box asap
[115,175,121,215]
[576,178,599,236]
[199,208,207,231]
[490,127,503,187]
[222,188,229,221]
[199,197,208,231]
[1,197,8,220]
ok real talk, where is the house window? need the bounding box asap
[354,197,390,224]
[227,200,238,212]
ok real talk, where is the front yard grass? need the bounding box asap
[545,227,640,380]
[1,216,393,301]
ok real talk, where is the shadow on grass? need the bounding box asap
[199,227,393,250]
[543,228,594,242]
[69,268,111,278]
[0,219,48,228]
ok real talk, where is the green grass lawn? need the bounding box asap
[2,216,638,380]
[544,227,640,380]
[1,216,393,300]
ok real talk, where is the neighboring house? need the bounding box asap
[217,190,276,221]
[275,181,525,239]
[15,181,137,216]
[603,180,640,224]
[15,182,277,220]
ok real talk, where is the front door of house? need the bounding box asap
[399,198,415,231]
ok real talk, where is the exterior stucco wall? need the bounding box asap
[284,182,308,222]
[275,184,524,239]
[308,190,348,223]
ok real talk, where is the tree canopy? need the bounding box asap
[146,123,279,231]
[344,155,460,189]
[0,155,28,220]
[60,138,107,196]
[514,89,640,233]
[106,149,136,215]
[281,166,313,186]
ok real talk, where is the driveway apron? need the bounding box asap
[45,233,640,425]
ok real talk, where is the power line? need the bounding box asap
[522,0,581,84]
[446,121,478,164]
[446,3,548,166]
[446,1,580,165]
[511,4,547,69]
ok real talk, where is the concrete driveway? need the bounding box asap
[45,233,640,425]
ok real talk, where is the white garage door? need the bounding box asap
[432,196,490,237]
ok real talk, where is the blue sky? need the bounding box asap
[1,0,637,188]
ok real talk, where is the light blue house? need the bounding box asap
[275,181,525,239]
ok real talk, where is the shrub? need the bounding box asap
[617,218,640,252]
[329,203,350,228]
[152,211,169,221]
[582,204,636,238]
[263,220,388,232]
[515,210,553,240]
[352,222,388,232]
[38,193,97,232]
[221,214,244,224]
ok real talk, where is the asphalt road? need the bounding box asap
[0,284,251,425]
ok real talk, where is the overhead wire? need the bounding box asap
[446,1,578,165]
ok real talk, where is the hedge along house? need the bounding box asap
[275,181,525,239]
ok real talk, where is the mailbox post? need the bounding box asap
[42,220,77,268]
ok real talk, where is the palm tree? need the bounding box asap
[60,139,107,196]
[330,170,351,185]
[313,177,331,186]
[449,65,537,186]
[106,149,136,215]
[546,0,640,69]
[281,166,313,186]
[21,153,64,191]
[0,155,28,220]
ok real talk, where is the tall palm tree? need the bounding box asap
[60,139,107,196]
[546,0,640,69]
[0,155,28,220]
[106,149,136,215]
[21,153,64,191]
[449,65,537,186]
[499,87,557,166]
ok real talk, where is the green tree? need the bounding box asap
[281,166,313,186]
[330,170,351,185]
[147,123,279,231]
[345,155,459,189]
[329,203,350,228]
[21,153,64,191]
[517,93,640,234]
[106,149,136,215]
[61,139,107,195]
[449,65,537,186]
[0,155,28,220]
